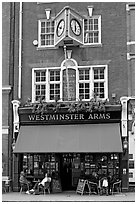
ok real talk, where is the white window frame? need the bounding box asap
[83,15,101,45]
[49,69,61,102]
[78,68,91,101]
[38,19,55,48]
[91,65,108,100]
[32,64,108,103]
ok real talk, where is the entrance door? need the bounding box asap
[60,154,73,191]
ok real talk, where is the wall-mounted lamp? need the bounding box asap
[123,138,128,150]
[87,5,94,17]
[67,50,72,59]
[45,8,51,20]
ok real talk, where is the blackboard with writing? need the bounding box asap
[51,179,62,193]
[76,179,87,195]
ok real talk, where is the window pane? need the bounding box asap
[40,20,54,46]
[84,17,100,44]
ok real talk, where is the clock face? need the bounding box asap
[70,19,81,36]
[56,19,65,37]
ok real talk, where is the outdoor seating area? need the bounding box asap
[76,178,122,196]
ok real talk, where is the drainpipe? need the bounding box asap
[18,2,22,99]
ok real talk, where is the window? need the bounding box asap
[93,67,106,98]
[79,69,90,100]
[32,64,108,102]
[49,70,60,100]
[84,16,101,44]
[23,154,59,177]
[39,20,54,47]
[34,71,46,101]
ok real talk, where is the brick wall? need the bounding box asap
[14,2,128,103]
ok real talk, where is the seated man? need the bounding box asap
[30,172,51,194]
[89,172,99,194]
[19,171,31,194]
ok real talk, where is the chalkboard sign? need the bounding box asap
[76,179,87,195]
[51,179,62,193]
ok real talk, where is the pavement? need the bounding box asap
[2,191,135,203]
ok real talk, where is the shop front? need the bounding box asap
[12,106,123,192]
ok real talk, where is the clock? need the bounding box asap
[56,19,65,37]
[70,19,81,36]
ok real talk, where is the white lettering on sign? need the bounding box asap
[28,113,111,121]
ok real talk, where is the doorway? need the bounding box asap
[60,153,81,191]
[60,154,73,190]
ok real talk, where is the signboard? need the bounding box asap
[51,179,62,193]
[19,111,121,125]
[76,179,88,195]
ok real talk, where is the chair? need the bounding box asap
[88,181,99,195]
[41,182,51,194]
[98,178,109,196]
[2,177,11,193]
[112,180,121,195]
[20,182,29,193]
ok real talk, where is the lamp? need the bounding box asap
[45,8,51,20]
[123,138,128,150]
[87,5,94,17]
[67,50,72,59]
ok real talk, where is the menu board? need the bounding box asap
[51,179,62,193]
[76,179,87,195]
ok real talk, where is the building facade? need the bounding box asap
[2,2,15,180]
[126,3,135,190]
[2,2,135,192]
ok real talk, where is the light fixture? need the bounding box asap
[87,5,94,17]
[67,50,72,59]
[45,8,51,20]
[123,138,128,150]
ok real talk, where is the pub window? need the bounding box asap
[49,70,60,101]
[93,67,106,99]
[22,154,59,178]
[84,16,101,45]
[32,65,108,102]
[38,20,54,47]
[34,70,46,101]
[78,69,90,100]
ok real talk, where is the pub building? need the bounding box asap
[11,3,130,192]
[12,97,128,192]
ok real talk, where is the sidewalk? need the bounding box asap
[2,191,135,202]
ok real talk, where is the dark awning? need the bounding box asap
[14,123,122,153]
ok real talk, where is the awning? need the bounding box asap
[14,123,122,153]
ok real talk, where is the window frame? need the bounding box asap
[38,19,55,48]
[32,64,108,103]
[83,15,101,45]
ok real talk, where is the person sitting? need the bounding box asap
[88,172,99,194]
[19,171,31,194]
[30,172,51,194]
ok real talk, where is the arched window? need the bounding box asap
[61,59,78,101]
